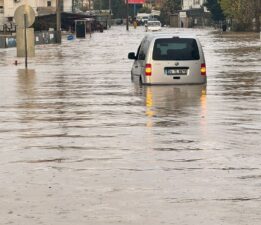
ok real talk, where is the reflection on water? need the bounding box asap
[142,85,207,128]
[17,69,36,98]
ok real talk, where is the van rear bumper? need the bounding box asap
[143,76,207,85]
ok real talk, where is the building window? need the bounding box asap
[47,1,51,7]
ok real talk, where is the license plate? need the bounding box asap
[165,67,188,75]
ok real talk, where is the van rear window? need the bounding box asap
[153,38,200,61]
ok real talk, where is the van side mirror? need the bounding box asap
[128,52,137,60]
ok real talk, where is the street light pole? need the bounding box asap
[126,0,129,31]
[109,0,111,28]
[255,0,261,32]
[56,0,61,43]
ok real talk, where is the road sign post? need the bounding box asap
[14,4,36,68]
[126,0,129,31]
[24,14,28,68]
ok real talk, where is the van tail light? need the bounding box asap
[145,64,152,76]
[201,63,206,76]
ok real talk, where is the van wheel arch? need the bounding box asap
[139,76,143,84]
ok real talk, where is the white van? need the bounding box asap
[128,34,207,85]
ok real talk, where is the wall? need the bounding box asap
[63,0,72,12]
[0,0,4,24]
[0,30,58,48]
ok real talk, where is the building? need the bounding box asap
[179,0,210,27]
[182,0,206,10]
[0,0,73,24]
[0,0,5,24]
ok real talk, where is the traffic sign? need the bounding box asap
[14,4,35,28]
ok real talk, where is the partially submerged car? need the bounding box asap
[128,33,207,85]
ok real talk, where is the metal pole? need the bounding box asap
[126,0,129,31]
[109,0,111,28]
[56,0,62,43]
[89,22,92,37]
[24,14,28,68]
[255,0,261,32]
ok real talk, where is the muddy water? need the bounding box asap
[0,27,260,225]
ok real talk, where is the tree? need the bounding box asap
[72,0,84,11]
[204,0,224,22]
[254,0,261,32]
[93,0,126,18]
[160,0,182,25]
[139,7,151,14]
[220,0,256,31]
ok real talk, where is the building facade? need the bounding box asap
[0,0,73,24]
[179,0,209,28]
[0,0,5,24]
[182,0,207,10]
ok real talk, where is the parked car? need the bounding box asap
[145,21,162,32]
[128,34,207,85]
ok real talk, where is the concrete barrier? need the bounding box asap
[35,31,57,45]
[6,37,16,47]
[0,37,6,48]
[0,31,58,48]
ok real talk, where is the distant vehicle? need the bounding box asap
[141,16,149,24]
[115,18,123,25]
[128,33,207,85]
[145,21,162,32]
[136,13,150,25]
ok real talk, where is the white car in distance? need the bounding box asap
[145,21,162,32]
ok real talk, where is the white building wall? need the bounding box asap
[0,0,5,24]
[1,0,72,22]
[63,0,73,12]
[4,0,57,18]
[182,0,206,10]
[0,15,4,25]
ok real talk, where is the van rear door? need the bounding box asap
[151,37,203,84]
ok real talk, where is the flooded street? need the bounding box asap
[0,26,260,225]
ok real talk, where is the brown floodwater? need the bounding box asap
[0,26,260,225]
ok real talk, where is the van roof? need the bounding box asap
[144,33,198,41]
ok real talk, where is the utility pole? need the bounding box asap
[72,0,74,12]
[255,0,261,32]
[56,0,61,43]
[109,0,111,28]
[126,0,129,31]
